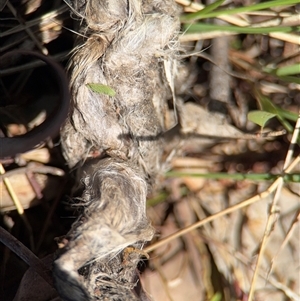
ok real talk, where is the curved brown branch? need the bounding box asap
[0,50,70,158]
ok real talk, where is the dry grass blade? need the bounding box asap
[180,31,236,42]
[176,0,249,26]
[0,164,35,250]
[201,233,300,300]
[0,164,25,215]
[283,111,300,170]
[268,210,300,276]
[269,33,300,45]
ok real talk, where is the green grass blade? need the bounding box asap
[181,0,299,21]
[147,187,189,207]
[147,191,169,207]
[255,90,295,133]
[183,23,297,34]
[278,109,298,122]
[192,0,226,18]
[210,293,222,301]
[276,64,300,76]
[277,116,294,133]
[248,110,276,129]
[264,63,300,76]
[255,91,278,114]
[165,172,300,182]
[277,76,300,85]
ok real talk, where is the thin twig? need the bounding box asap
[0,51,70,76]
[268,210,300,276]
[145,178,281,253]
[145,154,300,254]
[283,111,300,170]
[6,1,48,54]
[201,232,300,300]
[35,178,67,253]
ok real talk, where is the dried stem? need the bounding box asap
[0,164,35,250]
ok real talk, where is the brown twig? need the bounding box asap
[35,177,67,253]
[248,111,300,301]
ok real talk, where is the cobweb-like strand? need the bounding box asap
[54,1,180,300]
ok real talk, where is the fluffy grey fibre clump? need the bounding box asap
[55,0,180,300]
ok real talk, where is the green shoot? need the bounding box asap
[248,110,276,130]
